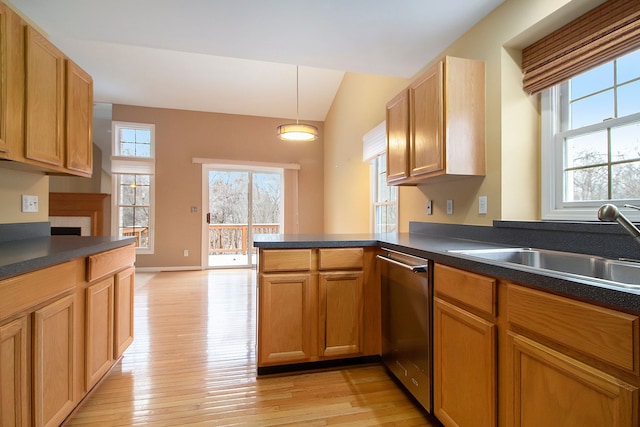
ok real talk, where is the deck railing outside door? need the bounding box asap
[208,223,279,255]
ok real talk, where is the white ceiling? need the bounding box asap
[9,0,504,121]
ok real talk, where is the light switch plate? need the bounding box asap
[479,196,488,214]
[426,200,432,215]
[446,199,453,215]
[21,195,38,213]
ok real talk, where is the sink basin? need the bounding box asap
[448,247,640,288]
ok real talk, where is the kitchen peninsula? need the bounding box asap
[0,222,136,427]
[254,220,640,427]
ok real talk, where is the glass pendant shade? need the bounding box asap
[276,123,318,141]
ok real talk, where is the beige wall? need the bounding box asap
[0,166,49,223]
[112,105,324,268]
[323,73,409,233]
[323,0,605,233]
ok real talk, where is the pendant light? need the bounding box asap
[277,66,318,141]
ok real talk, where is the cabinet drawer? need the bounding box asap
[434,264,496,317]
[0,261,76,321]
[261,249,312,272]
[508,284,639,374]
[319,248,364,270]
[87,245,136,282]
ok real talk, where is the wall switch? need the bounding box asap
[479,196,488,214]
[183,249,189,257]
[190,206,198,213]
[426,200,433,215]
[446,199,453,215]
[21,195,38,213]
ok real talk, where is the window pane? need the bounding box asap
[565,131,607,168]
[617,80,640,117]
[120,207,134,227]
[570,62,613,100]
[121,142,136,156]
[616,49,640,84]
[612,161,640,199]
[570,90,614,128]
[121,129,136,143]
[564,166,608,202]
[121,184,135,205]
[611,122,640,162]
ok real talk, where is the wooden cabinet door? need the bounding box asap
[434,297,496,427]
[0,316,29,427]
[507,332,638,427]
[385,89,410,184]
[258,273,316,365]
[114,267,135,358]
[318,271,363,358]
[0,4,8,155]
[33,294,76,427]
[24,26,64,167]
[410,61,444,178]
[85,277,114,390]
[65,59,93,176]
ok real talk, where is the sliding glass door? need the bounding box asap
[205,166,283,268]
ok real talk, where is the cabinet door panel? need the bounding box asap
[319,272,363,358]
[0,316,29,427]
[386,90,410,183]
[410,62,443,177]
[33,294,75,427]
[86,278,114,389]
[508,332,638,427]
[66,59,93,175]
[24,26,64,167]
[258,273,315,365]
[434,297,496,427]
[114,267,135,358]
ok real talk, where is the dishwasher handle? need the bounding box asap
[376,254,429,273]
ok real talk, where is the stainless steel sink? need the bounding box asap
[447,247,640,288]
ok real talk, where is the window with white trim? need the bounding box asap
[542,48,640,221]
[362,121,398,232]
[371,155,398,233]
[111,122,155,253]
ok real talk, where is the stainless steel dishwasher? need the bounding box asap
[377,248,432,412]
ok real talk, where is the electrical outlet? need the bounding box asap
[446,199,453,215]
[183,249,189,257]
[479,196,488,214]
[426,200,432,215]
[21,195,38,213]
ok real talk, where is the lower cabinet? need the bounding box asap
[257,247,377,369]
[318,271,363,358]
[0,244,135,427]
[85,277,114,389]
[433,264,497,427]
[33,294,76,427]
[507,332,637,427]
[258,272,315,365]
[114,267,135,358]
[0,316,29,427]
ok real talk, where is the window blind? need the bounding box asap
[362,121,386,162]
[522,0,640,94]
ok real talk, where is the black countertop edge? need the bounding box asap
[0,236,137,280]
[254,232,640,314]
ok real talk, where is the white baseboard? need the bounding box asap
[135,266,204,273]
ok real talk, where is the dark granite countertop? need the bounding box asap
[0,236,136,280]
[254,228,640,314]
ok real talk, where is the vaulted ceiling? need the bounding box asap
[10,0,504,121]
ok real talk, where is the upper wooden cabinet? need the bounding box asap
[25,25,65,167]
[0,1,93,177]
[386,56,485,185]
[65,59,93,176]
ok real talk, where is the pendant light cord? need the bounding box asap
[296,65,300,125]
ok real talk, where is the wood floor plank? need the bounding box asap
[65,270,440,426]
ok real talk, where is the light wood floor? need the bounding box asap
[66,270,440,426]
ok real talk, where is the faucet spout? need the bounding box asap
[598,204,640,244]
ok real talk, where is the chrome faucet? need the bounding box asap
[598,204,640,245]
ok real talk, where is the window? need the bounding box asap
[542,49,640,221]
[371,155,398,233]
[111,122,155,253]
